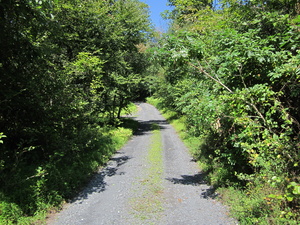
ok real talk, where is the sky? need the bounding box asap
[141,0,173,32]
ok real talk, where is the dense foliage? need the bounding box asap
[149,0,300,223]
[1,0,299,223]
[0,0,151,223]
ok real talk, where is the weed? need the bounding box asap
[0,122,136,224]
[147,97,300,224]
[129,123,164,221]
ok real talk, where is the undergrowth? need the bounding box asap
[147,97,299,224]
[0,106,138,224]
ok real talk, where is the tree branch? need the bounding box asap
[188,62,233,93]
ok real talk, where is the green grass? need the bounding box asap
[130,123,164,221]
[147,97,200,159]
[0,120,137,225]
[146,97,300,224]
[120,102,138,116]
[218,184,299,225]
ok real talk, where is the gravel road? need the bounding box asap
[50,103,236,225]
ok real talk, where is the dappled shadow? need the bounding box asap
[65,103,171,205]
[200,187,219,199]
[166,173,219,199]
[66,117,169,205]
[134,119,168,136]
[166,173,206,186]
[69,154,131,204]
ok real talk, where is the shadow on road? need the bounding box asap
[200,187,219,199]
[134,119,168,135]
[67,118,166,205]
[69,153,131,204]
[166,173,219,199]
[166,173,206,186]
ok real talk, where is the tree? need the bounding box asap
[150,0,300,222]
[55,0,152,120]
[0,0,153,222]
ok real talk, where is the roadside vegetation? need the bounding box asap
[146,0,300,224]
[1,0,299,224]
[130,123,164,221]
[0,0,151,224]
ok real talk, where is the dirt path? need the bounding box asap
[50,103,236,225]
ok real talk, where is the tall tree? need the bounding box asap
[150,0,300,222]
[0,0,153,222]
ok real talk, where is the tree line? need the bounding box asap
[1,0,299,224]
[148,0,299,223]
[0,0,152,223]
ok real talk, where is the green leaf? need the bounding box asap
[286,195,294,202]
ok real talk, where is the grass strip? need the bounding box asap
[147,97,300,224]
[130,123,164,221]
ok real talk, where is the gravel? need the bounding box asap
[49,103,237,225]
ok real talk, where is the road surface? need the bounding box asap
[50,103,236,225]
